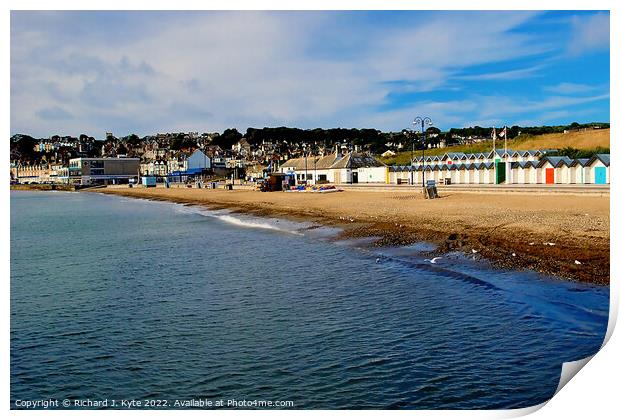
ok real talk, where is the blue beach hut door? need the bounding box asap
[595,167,606,184]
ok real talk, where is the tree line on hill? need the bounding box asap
[11,121,610,163]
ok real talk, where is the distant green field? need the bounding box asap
[379,128,610,165]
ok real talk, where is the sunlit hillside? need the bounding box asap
[380,128,610,165]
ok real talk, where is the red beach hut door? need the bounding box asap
[545,168,555,184]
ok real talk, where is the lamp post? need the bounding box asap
[405,129,415,185]
[304,145,308,184]
[313,143,317,185]
[348,139,353,185]
[413,116,432,188]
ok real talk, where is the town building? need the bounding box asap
[66,157,140,185]
[280,152,385,185]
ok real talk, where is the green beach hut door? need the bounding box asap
[495,160,506,184]
[595,167,607,184]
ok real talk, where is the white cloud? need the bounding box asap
[9,11,607,137]
[457,66,544,81]
[474,93,609,120]
[568,13,610,55]
[544,82,598,95]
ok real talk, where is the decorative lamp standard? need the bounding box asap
[413,116,432,188]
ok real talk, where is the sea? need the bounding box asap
[10,190,609,409]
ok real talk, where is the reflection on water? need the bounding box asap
[10,191,609,409]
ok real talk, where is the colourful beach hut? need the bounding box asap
[585,154,610,184]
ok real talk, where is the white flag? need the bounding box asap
[499,127,507,138]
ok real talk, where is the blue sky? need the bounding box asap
[10,10,610,137]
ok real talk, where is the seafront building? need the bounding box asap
[65,157,140,185]
[280,152,385,184]
[11,157,141,185]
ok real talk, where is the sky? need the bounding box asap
[10,10,610,138]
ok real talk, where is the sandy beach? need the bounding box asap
[96,186,610,284]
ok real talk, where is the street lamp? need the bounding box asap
[303,144,308,184]
[313,143,317,185]
[348,139,353,185]
[404,129,415,185]
[413,116,432,188]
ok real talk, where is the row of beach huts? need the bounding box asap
[280,149,610,185]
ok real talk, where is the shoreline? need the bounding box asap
[92,186,609,285]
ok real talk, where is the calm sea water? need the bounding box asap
[10,191,609,409]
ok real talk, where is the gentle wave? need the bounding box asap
[175,205,306,235]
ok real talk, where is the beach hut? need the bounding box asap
[469,163,481,183]
[488,162,497,184]
[556,160,572,184]
[423,165,433,184]
[584,154,610,184]
[521,161,537,184]
[437,164,448,183]
[465,163,475,184]
[540,159,556,184]
[510,162,526,184]
[434,164,443,182]
[478,163,489,184]
[537,156,571,184]
[568,159,589,184]
[453,164,462,183]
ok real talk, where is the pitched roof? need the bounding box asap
[570,158,590,167]
[493,148,514,157]
[585,153,610,167]
[538,156,572,168]
[281,153,342,170]
[330,152,386,169]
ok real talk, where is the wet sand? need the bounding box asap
[96,186,610,285]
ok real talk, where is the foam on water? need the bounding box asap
[174,204,309,235]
